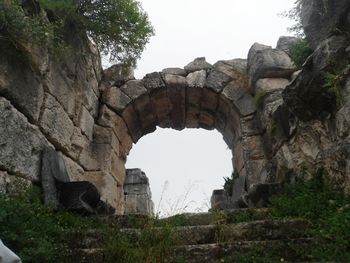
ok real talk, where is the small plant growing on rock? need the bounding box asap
[289,39,313,68]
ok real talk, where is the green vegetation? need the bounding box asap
[289,39,313,68]
[269,170,350,261]
[0,184,101,262]
[0,0,154,65]
[254,90,268,109]
[322,71,343,107]
[281,0,304,37]
[223,171,238,196]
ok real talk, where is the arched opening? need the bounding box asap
[126,128,232,216]
[98,57,268,214]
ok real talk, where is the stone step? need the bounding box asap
[160,208,271,226]
[67,218,310,249]
[170,238,315,263]
[69,238,316,263]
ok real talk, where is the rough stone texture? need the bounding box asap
[120,80,148,100]
[102,64,134,86]
[124,169,154,215]
[186,70,207,88]
[102,86,131,113]
[84,171,120,211]
[0,97,49,181]
[300,0,350,49]
[248,47,297,85]
[39,93,74,150]
[276,36,300,55]
[0,48,44,123]
[79,106,95,140]
[184,57,212,73]
[255,78,290,94]
[162,67,187,77]
[283,35,350,121]
[142,72,166,91]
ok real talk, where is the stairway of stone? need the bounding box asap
[67,208,317,263]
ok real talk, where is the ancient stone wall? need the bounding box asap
[1,0,350,214]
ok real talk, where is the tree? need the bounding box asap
[0,0,154,65]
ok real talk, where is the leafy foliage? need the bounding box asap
[270,170,350,261]
[281,0,304,37]
[289,39,313,68]
[0,0,154,65]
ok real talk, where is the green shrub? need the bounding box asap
[270,170,350,261]
[0,0,154,65]
[289,39,313,68]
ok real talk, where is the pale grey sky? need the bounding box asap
[126,0,295,216]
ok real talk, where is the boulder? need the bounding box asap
[102,86,131,113]
[184,57,212,73]
[276,36,300,55]
[248,48,297,85]
[142,72,166,91]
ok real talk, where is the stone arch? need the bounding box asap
[96,58,268,213]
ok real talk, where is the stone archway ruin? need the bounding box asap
[95,57,268,213]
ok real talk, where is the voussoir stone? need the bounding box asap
[206,70,233,93]
[102,86,131,113]
[142,72,166,91]
[120,80,148,100]
[184,57,212,73]
[186,70,207,88]
[222,81,257,116]
[162,67,187,77]
[163,74,187,89]
[0,97,49,181]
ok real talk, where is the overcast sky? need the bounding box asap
[126,0,295,217]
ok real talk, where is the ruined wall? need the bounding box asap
[1,0,349,214]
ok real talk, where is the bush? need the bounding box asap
[0,0,154,65]
[289,39,313,68]
[270,170,350,261]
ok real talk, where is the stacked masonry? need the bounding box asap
[124,169,154,215]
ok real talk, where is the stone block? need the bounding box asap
[93,124,120,154]
[150,88,172,128]
[248,48,296,84]
[133,94,157,135]
[79,106,95,140]
[102,86,131,113]
[168,85,186,130]
[184,57,212,73]
[199,110,215,130]
[222,81,257,117]
[212,60,247,81]
[0,50,44,123]
[185,105,200,129]
[215,97,231,134]
[78,143,113,171]
[61,153,85,182]
[200,88,219,112]
[240,114,264,137]
[142,72,166,91]
[111,153,126,185]
[39,93,74,150]
[0,97,49,181]
[186,70,207,88]
[84,171,120,210]
[120,80,148,100]
[162,68,187,77]
[276,36,299,55]
[206,70,232,93]
[69,127,90,160]
[232,175,248,202]
[242,135,266,161]
[255,78,290,94]
[122,104,143,142]
[125,169,149,184]
[124,194,153,215]
[124,184,151,195]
